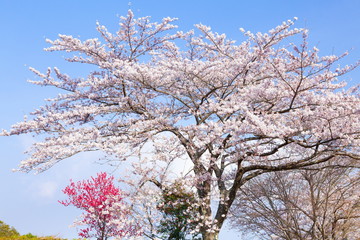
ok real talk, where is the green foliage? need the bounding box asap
[0,220,20,237]
[0,220,73,240]
[0,233,66,240]
[157,183,200,240]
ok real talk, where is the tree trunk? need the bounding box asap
[202,231,219,240]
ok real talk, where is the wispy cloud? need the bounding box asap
[37,181,58,199]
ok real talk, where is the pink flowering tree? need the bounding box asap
[2,10,360,239]
[59,172,140,240]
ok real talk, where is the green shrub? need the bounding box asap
[0,220,81,240]
[0,220,20,237]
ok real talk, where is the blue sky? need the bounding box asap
[0,0,359,239]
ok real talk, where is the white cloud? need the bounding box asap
[36,181,58,199]
[18,134,36,151]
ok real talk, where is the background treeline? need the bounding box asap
[0,220,79,240]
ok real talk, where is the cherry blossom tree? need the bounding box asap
[230,166,360,240]
[59,172,140,240]
[2,10,360,239]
